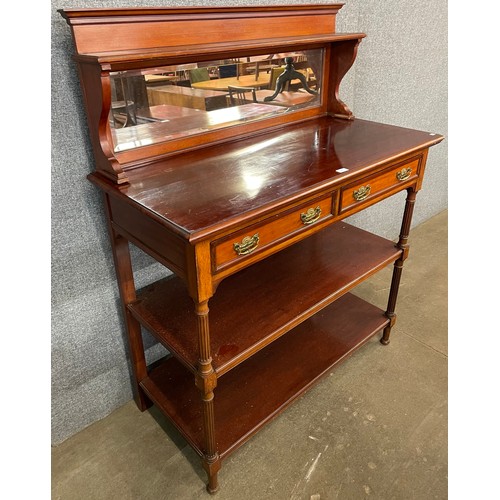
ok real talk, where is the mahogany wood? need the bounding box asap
[128,222,401,376]
[59,5,444,493]
[381,188,418,345]
[107,196,188,279]
[60,6,343,54]
[339,156,421,212]
[194,300,220,493]
[327,38,362,119]
[71,34,365,71]
[60,5,365,183]
[212,193,334,272]
[140,292,389,459]
[97,118,442,241]
[102,194,150,410]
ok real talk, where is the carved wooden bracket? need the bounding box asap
[327,37,364,120]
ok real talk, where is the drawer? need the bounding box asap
[340,157,421,212]
[212,194,335,272]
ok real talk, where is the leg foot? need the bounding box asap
[380,325,392,345]
[133,388,152,412]
[381,324,392,345]
[206,480,219,495]
[381,310,396,346]
[202,454,221,495]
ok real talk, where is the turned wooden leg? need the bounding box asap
[381,260,402,345]
[103,194,150,410]
[194,301,221,493]
[381,189,417,345]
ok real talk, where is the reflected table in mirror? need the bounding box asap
[144,74,181,86]
[147,85,229,111]
[191,74,271,91]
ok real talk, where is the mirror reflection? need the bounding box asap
[109,49,323,152]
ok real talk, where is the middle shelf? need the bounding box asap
[128,221,401,377]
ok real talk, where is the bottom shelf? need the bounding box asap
[140,292,388,460]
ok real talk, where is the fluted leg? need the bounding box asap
[381,189,417,345]
[194,301,221,493]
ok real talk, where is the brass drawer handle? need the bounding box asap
[300,206,322,225]
[353,185,371,202]
[396,167,412,181]
[233,233,259,256]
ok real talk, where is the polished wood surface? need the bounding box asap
[339,156,421,212]
[60,5,444,494]
[104,117,442,238]
[213,193,334,271]
[60,3,365,183]
[141,292,388,459]
[71,33,366,70]
[128,222,401,375]
[59,5,343,54]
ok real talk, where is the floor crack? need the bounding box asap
[402,331,448,358]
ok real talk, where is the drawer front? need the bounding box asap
[213,194,335,272]
[340,157,421,212]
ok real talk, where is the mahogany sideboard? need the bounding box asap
[59,5,444,493]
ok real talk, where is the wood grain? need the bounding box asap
[60,5,343,54]
[140,292,388,459]
[60,6,445,493]
[128,222,401,376]
[111,118,443,239]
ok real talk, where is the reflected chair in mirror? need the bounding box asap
[189,67,210,84]
[228,86,257,106]
[110,76,139,128]
[111,100,136,128]
[219,63,238,78]
[244,55,277,80]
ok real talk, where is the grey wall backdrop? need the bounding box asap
[51,0,447,445]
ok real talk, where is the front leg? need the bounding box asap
[381,188,417,345]
[194,300,221,493]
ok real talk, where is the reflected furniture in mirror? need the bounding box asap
[227,86,257,106]
[147,85,228,112]
[189,67,211,84]
[59,4,444,494]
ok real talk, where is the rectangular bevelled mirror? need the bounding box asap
[109,49,324,152]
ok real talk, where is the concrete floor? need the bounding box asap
[52,210,447,500]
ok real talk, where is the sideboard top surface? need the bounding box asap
[92,117,442,239]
